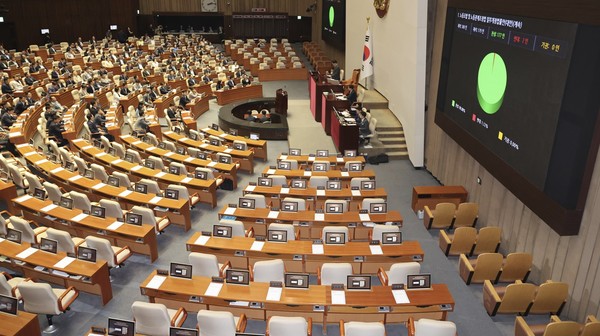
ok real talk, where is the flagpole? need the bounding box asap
[364,17,370,90]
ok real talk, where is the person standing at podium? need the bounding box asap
[330,60,341,81]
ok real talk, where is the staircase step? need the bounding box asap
[376,126,403,132]
[383,143,407,151]
[380,137,406,145]
[378,130,404,138]
[386,151,409,159]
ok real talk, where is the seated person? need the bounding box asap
[48,114,68,147]
[215,80,224,91]
[241,74,251,86]
[346,85,357,106]
[1,107,16,128]
[133,110,150,135]
[358,111,372,144]
[226,76,236,89]
[259,110,270,123]
[166,103,181,123]
[330,60,341,81]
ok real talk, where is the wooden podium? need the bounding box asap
[309,72,343,122]
[275,88,288,115]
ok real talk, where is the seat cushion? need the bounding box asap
[344,321,385,336]
[191,196,200,205]
[167,308,186,327]
[52,288,76,311]
[156,217,170,231]
[111,246,131,264]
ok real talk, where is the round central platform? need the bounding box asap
[218,98,289,140]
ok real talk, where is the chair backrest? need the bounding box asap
[361,198,386,211]
[430,203,456,229]
[188,252,221,277]
[131,206,156,225]
[243,194,267,208]
[309,176,329,188]
[282,197,306,211]
[58,148,72,165]
[145,133,159,146]
[454,202,478,228]
[100,136,111,150]
[320,263,352,285]
[529,282,569,315]
[18,282,62,315]
[9,216,36,243]
[169,162,187,175]
[268,175,288,187]
[322,226,349,243]
[43,182,63,203]
[190,129,204,140]
[473,227,501,255]
[90,163,108,182]
[163,140,176,152]
[448,227,477,255]
[471,253,504,283]
[253,259,285,283]
[138,179,161,194]
[112,143,126,159]
[344,321,385,336]
[387,262,421,286]
[147,156,164,170]
[350,177,370,189]
[85,235,117,267]
[499,252,533,283]
[542,321,581,336]
[267,223,296,241]
[74,156,88,173]
[45,228,76,253]
[371,224,400,242]
[99,199,125,220]
[581,317,600,336]
[217,219,246,237]
[324,199,348,213]
[166,184,189,200]
[8,164,26,189]
[414,318,457,336]
[112,171,132,188]
[24,172,43,194]
[0,273,14,297]
[312,160,330,171]
[131,301,171,336]
[498,282,537,314]
[280,159,298,170]
[368,117,377,135]
[70,190,91,212]
[268,316,308,336]
[233,140,247,151]
[197,310,237,336]
[126,149,143,163]
[195,167,215,180]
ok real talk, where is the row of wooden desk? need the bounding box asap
[199,127,268,161]
[261,167,375,187]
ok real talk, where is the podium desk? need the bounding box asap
[140,271,452,328]
[217,206,402,239]
[261,168,376,188]
[321,93,351,135]
[16,144,191,233]
[277,154,365,167]
[118,92,140,115]
[331,107,359,153]
[411,186,468,213]
[120,134,239,189]
[187,95,210,119]
[0,311,41,336]
[163,130,255,174]
[214,84,263,106]
[13,194,158,262]
[200,127,268,161]
[186,234,422,273]
[0,240,113,305]
[309,73,344,122]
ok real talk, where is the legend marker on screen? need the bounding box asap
[452,100,456,107]
[498,131,503,140]
[472,114,476,121]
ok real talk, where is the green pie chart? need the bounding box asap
[477,52,507,114]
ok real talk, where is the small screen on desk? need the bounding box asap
[219,155,232,164]
[233,142,244,150]
[277,161,291,170]
[258,177,272,186]
[124,153,135,163]
[238,197,256,209]
[284,273,309,289]
[290,179,306,189]
[211,123,219,131]
[347,275,372,290]
[165,188,179,200]
[210,138,220,146]
[369,202,387,214]
[229,128,238,136]
[175,146,186,155]
[33,187,46,200]
[78,246,97,262]
[84,169,94,179]
[289,148,301,156]
[134,183,148,194]
[108,318,135,336]
[267,229,287,242]
[325,202,344,214]
[40,237,58,254]
[325,232,345,244]
[327,180,341,190]
[170,327,198,336]
[196,152,208,160]
[107,176,120,187]
[6,228,21,243]
[169,263,193,279]
[60,196,73,209]
[144,160,155,169]
[382,232,402,245]
[169,165,181,175]
[0,294,18,316]
[344,150,357,157]
[91,205,106,218]
[313,163,327,171]
[250,133,259,140]
[407,274,432,290]
[194,170,208,180]
[281,201,298,212]
[107,147,116,156]
[125,212,143,226]
[226,269,250,285]
[157,142,167,149]
[316,150,329,157]
[348,162,362,172]
[213,225,232,238]
[361,180,376,190]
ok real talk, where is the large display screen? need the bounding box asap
[322,0,346,49]
[437,8,600,235]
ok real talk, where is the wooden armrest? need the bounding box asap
[219,260,231,277]
[514,316,535,336]
[307,318,312,336]
[190,192,199,200]
[377,267,388,286]
[295,229,300,241]
[407,317,416,336]
[245,227,255,238]
[550,315,561,323]
[439,230,452,256]
[236,313,247,332]
[317,267,322,285]
[0,271,11,279]
[57,286,79,311]
[423,206,434,229]
[112,245,130,265]
[170,307,187,327]
[484,280,501,302]
[339,320,345,336]
[249,266,254,281]
[587,315,599,323]
[459,253,475,284]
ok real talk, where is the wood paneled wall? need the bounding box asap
[426,0,600,323]
[139,0,316,16]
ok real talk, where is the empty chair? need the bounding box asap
[43,182,69,204]
[126,149,143,163]
[100,135,111,150]
[233,140,247,151]
[216,153,235,166]
[146,156,165,170]
[322,226,349,243]
[267,223,298,241]
[74,156,88,173]
[483,280,536,316]
[161,140,177,152]
[350,177,370,189]
[45,228,84,254]
[528,281,569,315]
[582,315,600,336]
[58,148,74,166]
[90,163,109,182]
[215,219,253,237]
[423,203,456,230]
[459,253,504,285]
[309,176,328,188]
[0,272,28,299]
[8,164,29,191]
[472,227,501,255]
[131,301,187,336]
[131,206,170,233]
[112,142,126,159]
[324,199,348,213]
[498,252,533,283]
[369,224,401,242]
[18,282,79,333]
[514,316,580,336]
[378,262,421,286]
[84,236,131,268]
[438,227,477,256]
[144,133,159,146]
[339,321,385,336]
[312,160,330,171]
[166,184,200,208]
[69,190,94,212]
[344,161,363,171]
[9,216,47,244]
[266,316,312,336]
[407,317,456,336]
[282,197,307,211]
[188,252,230,277]
[189,129,204,140]
[24,172,43,195]
[318,263,353,285]
[243,194,268,208]
[99,199,126,220]
[252,259,285,283]
[168,162,187,175]
[268,175,288,187]
[112,171,133,188]
[197,310,247,336]
[452,202,478,228]
[279,159,299,170]
[138,179,161,195]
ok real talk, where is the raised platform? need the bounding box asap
[218,98,289,140]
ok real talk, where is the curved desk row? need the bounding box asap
[200,127,268,161]
[261,168,376,188]
[214,84,263,106]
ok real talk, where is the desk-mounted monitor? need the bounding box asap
[267,229,287,242]
[170,327,199,336]
[157,142,167,150]
[40,29,50,35]
[347,275,372,290]
[48,153,58,163]
[213,225,232,238]
[219,155,232,164]
[233,142,245,150]
[238,197,256,209]
[313,162,327,171]
[124,153,135,163]
[348,162,362,172]
[169,263,193,279]
[258,177,272,187]
[78,246,97,263]
[125,212,143,226]
[168,165,181,175]
[277,161,291,170]
[324,232,345,244]
[369,202,387,214]
[108,318,135,336]
[33,187,46,200]
[197,151,210,160]
[134,183,148,194]
[93,139,102,148]
[189,133,198,141]
[382,232,402,245]
[91,205,106,218]
[109,25,118,30]
[144,160,155,169]
[226,269,250,285]
[59,196,73,209]
[360,180,376,190]
[107,147,116,156]
[249,133,260,140]
[165,188,179,200]
[175,146,186,155]
[284,273,309,289]
[211,123,219,131]
[326,180,342,190]
[289,148,301,156]
[316,150,329,157]
[407,274,432,290]
[194,170,208,180]
[229,128,238,136]
[40,237,58,254]
[6,228,21,244]
[0,294,18,316]
[64,161,75,172]
[84,169,94,179]
[209,138,221,146]
[280,200,298,213]
[107,176,120,187]
[325,202,344,214]
[344,150,357,157]
[290,179,306,189]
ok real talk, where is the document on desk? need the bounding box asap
[224,207,236,215]
[268,211,279,219]
[71,213,88,222]
[119,190,133,197]
[200,143,209,148]
[154,172,166,178]
[308,156,315,161]
[0,238,4,243]
[250,241,265,251]
[149,196,162,204]
[113,159,123,164]
[146,275,167,289]
[95,152,106,157]
[16,195,32,203]
[341,172,350,177]
[50,167,64,173]
[164,152,174,157]
[180,137,189,141]
[41,204,58,212]
[16,247,38,259]
[107,221,124,231]
[245,185,256,192]
[314,213,325,221]
[312,244,324,254]
[224,148,233,153]
[392,289,410,304]
[92,183,106,190]
[131,165,143,171]
[279,155,288,160]
[204,282,223,296]
[317,189,326,196]
[369,245,384,255]
[147,146,156,151]
[132,141,142,145]
[36,159,48,165]
[194,235,210,245]
[303,171,312,177]
[266,169,275,175]
[68,175,82,181]
[181,177,193,183]
[280,187,289,194]
[185,157,194,162]
[337,157,345,163]
[207,161,217,167]
[266,287,283,301]
[54,256,76,269]
[24,151,37,157]
[331,290,346,305]
[359,213,371,221]
[351,190,361,196]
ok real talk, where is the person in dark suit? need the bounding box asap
[346,85,357,106]
[85,80,95,94]
[331,60,341,81]
[47,44,57,55]
[1,108,16,127]
[179,92,190,108]
[119,83,130,96]
[24,73,36,86]
[1,78,13,94]
[48,114,68,147]
[358,111,371,144]
[159,83,170,95]
[187,77,196,87]
[14,97,28,115]
[241,74,251,86]
[201,74,211,84]
[226,76,236,89]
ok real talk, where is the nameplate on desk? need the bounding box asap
[82,145,93,150]
[359,213,371,221]
[312,244,324,254]
[95,152,106,158]
[68,175,82,181]
[16,143,28,148]
[41,204,58,212]
[181,177,192,183]
[92,183,106,190]
[200,143,209,148]
[50,167,64,173]
[149,196,162,204]
[392,289,410,304]
[337,157,344,163]
[24,151,37,157]
[184,157,194,162]
[207,162,217,167]
[202,127,211,132]
[9,132,22,137]
[369,245,383,255]
[331,290,346,305]
[194,235,210,245]
[180,137,189,141]
[351,190,361,196]
[267,211,279,219]
[35,159,48,165]
[15,195,33,203]
[219,133,228,138]
[250,241,265,251]
[314,213,325,221]
[279,155,288,160]
[132,141,142,145]
[204,282,223,296]
[341,171,350,177]
[266,286,283,301]
[131,166,143,171]
[107,221,124,230]
[264,169,275,175]
[146,275,167,289]
[280,188,289,194]
[54,256,76,269]
[317,189,326,196]
[71,213,88,222]
[147,146,156,151]
[245,185,256,192]
[224,207,236,215]
[155,172,166,178]
[0,238,4,243]
[304,171,312,177]
[118,190,133,197]
[308,156,315,161]
[224,148,233,153]
[16,247,38,259]
[113,159,123,164]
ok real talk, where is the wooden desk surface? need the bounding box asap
[200,127,268,161]
[242,184,387,201]
[261,168,376,180]
[277,154,365,166]
[0,311,41,336]
[163,130,255,159]
[411,186,468,213]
